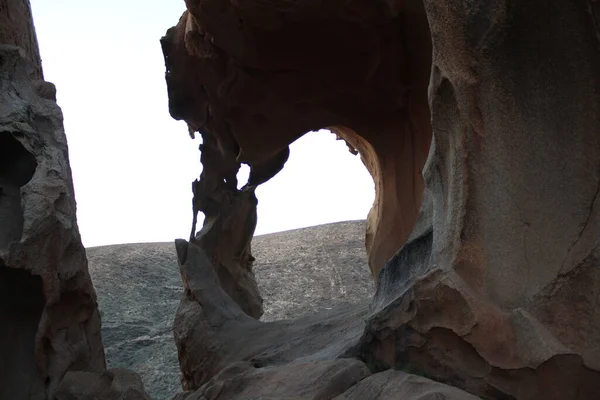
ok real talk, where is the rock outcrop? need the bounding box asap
[0,3,104,398]
[0,1,151,399]
[172,238,478,400]
[4,0,599,398]
[161,0,600,399]
[86,221,372,400]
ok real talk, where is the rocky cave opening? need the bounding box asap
[247,128,376,320]
[246,129,374,233]
[0,132,38,248]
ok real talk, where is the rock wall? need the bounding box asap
[162,0,600,399]
[0,2,151,399]
[359,1,600,397]
[0,2,105,398]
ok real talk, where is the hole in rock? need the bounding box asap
[251,129,375,321]
[254,129,374,234]
[0,133,38,248]
[237,163,250,190]
[0,263,45,399]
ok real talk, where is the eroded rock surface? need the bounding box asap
[161,0,433,284]
[0,3,152,399]
[172,238,479,400]
[173,239,370,391]
[356,1,600,398]
[86,221,372,399]
[162,0,600,399]
[0,6,105,398]
[55,369,152,400]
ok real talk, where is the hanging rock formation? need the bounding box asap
[162,0,600,399]
[160,0,433,288]
[0,1,151,399]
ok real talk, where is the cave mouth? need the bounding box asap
[0,132,38,248]
[247,129,376,321]
[247,129,375,235]
[0,263,45,399]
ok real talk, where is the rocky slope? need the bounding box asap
[87,220,373,400]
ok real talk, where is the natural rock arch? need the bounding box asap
[161,0,600,398]
[160,2,433,316]
[2,0,600,398]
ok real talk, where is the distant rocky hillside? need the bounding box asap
[87,220,373,400]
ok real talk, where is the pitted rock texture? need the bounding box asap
[1,3,152,399]
[0,6,105,398]
[170,238,481,400]
[162,0,600,399]
[87,221,371,400]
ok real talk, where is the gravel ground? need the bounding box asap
[87,220,372,400]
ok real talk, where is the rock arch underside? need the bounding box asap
[2,0,600,399]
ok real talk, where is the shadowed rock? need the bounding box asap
[0,2,152,398]
[0,17,105,400]
[86,221,372,399]
[161,0,600,398]
[172,238,479,400]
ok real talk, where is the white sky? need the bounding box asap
[30,0,375,247]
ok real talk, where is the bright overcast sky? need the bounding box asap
[30,0,375,247]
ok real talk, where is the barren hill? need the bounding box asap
[87,220,372,400]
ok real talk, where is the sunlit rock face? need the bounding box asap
[163,0,600,398]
